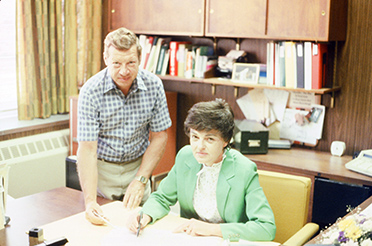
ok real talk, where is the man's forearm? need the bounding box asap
[77,142,99,206]
[136,130,168,178]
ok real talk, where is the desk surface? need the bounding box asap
[40,200,225,245]
[0,187,111,246]
[1,187,279,246]
[248,147,372,186]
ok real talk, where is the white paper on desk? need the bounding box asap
[279,104,325,145]
[362,203,372,217]
[101,228,221,246]
[237,89,269,122]
[263,89,289,122]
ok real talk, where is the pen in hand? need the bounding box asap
[136,211,143,237]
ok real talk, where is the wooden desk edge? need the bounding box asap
[246,148,372,186]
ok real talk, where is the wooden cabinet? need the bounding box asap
[108,0,347,41]
[108,0,204,36]
[205,0,267,38]
[205,0,347,40]
[266,0,347,41]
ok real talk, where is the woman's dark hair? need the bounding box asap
[184,98,235,146]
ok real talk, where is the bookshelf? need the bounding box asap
[105,0,347,108]
[103,0,350,152]
[159,75,341,95]
[158,74,340,108]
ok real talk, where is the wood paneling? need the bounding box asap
[206,0,267,38]
[108,0,204,36]
[266,0,347,41]
[316,0,372,155]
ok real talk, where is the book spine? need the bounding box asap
[177,44,186,77]
[296,42,305,89]
[152,38,164,73]
[274,42,280,87]
[312,43,328,89]
[138,35,148,70]
[304,41,312,90]
[266,41,275,86]
[142,36,154,71]
[278,42,286,87]
[284,41,296,88]
[161,50,170,76]
[184,50,194,78]
[155,44,168,75]
[169,41,179,76]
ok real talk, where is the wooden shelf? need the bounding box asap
[159,75,341,95]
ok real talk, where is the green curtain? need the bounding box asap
[16,0,102,120]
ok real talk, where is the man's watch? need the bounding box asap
[135,175,148,185]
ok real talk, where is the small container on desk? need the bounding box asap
[234,119,269,154]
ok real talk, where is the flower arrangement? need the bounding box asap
[320,207,372,246]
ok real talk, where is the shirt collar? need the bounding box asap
[136,69,147,91]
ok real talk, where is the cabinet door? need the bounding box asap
[109,0,204,36]
[266,0,347,41]
[205,0,267,38]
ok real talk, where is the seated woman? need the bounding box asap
[126,98,276,241]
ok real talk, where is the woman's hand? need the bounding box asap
[126,210,152,234]
[173,218,222,237]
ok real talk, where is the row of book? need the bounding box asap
[138,35,328,89]
[266,41,328,89]
[138,35,217,78]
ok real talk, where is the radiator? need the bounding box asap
[0,129,69,198]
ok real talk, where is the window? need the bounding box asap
[0,0,17,116]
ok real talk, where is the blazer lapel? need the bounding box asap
[217,151,235,219]
[181,158,201,212]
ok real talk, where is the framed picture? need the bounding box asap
[232,63,260,84]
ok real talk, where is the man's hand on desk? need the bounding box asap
[85,201,106,225]
[123,179,146,209]
[173,218,222,238]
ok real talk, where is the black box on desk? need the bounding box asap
[234,119,269,154]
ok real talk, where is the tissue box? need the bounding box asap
[234,120,269,154]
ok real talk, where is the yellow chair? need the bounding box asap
[257,170,319,246]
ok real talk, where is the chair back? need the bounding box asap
[257,170,311,244]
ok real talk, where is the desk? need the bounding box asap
[247,147,372,221]
[1,187,278,246]
[0,187,112,246]
[306,195,372,244]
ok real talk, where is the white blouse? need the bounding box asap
[193,155,225,223]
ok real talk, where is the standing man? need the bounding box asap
[77,27,171,225]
